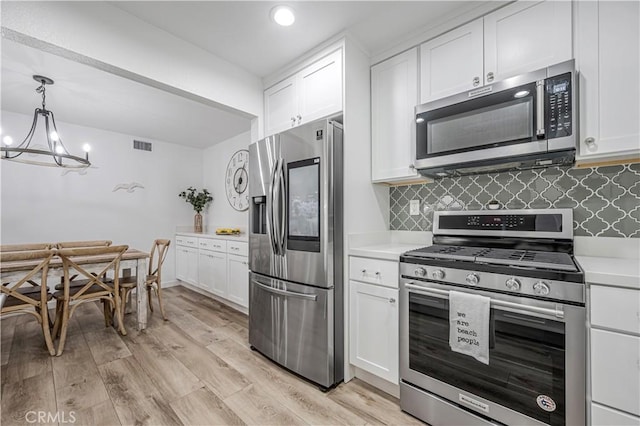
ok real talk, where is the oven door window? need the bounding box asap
[287,158,320,252]
[409,292,566,425]
[416,82,537,159]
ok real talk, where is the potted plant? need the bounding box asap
[179,187,213,233]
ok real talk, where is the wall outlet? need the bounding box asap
[410,199,420,216]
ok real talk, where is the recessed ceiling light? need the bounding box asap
[271,5,295,27]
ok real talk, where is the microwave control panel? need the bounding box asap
[545,72,572,139]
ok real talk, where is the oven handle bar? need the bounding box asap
[405,282,564,319]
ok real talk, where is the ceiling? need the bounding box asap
[1,39,252,149]
[1,1,489,149]
[111,1,483,77]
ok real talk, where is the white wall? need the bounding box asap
[0,110,203,282]
[202,131,251,231]
[343,37,390,234]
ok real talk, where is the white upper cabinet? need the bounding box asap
[576,0,640,163]
[264,49,342,136]
[264,76,297,137]
[420,19,484,103]
[484,1,572,83]
[419,1,572,104]
[298,51,343,125]
[371,48,420,183]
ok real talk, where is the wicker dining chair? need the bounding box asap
[52,245,128,356]
[0,249,57,356]
[120,239,171,321]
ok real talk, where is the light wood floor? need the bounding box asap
[1,286,423,426]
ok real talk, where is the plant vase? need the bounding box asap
[194,213,203,233]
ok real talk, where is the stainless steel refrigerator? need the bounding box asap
[248,119,343,389]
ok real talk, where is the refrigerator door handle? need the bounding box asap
[278,159,287,253]
[252,279,318,301]
[272,158,283,256]
[267,159,278,256]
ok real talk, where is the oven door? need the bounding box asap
[400,279,585,426]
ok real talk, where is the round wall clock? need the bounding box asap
[225,149,249,211]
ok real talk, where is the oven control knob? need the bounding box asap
[505,277,521,291]
[533,281,551,296]
[466,273,479,285]
[432,269,445,280]
[414,267,427,277]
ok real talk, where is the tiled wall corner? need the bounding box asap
[390,164,640,237]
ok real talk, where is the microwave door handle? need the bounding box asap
[404,282,564,319]
[536,80,545,138]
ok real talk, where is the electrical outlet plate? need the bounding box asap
[410,199,420,216]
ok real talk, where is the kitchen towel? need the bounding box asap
[449,290,490,365]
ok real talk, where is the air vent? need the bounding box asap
[133,140,152,152]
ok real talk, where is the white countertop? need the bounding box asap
[349,243,427,261]
[576,255,640,289]
[176,231,248,242]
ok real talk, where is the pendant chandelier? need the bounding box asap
[1,75,91,169]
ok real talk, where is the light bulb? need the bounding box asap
[55,145,65,154]
[3,136,13,146]
[50,131,59,141]
[82,143,91,153]
[271,6,295,26]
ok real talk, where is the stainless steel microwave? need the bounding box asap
[415,60,577,178]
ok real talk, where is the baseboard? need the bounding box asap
[353,366,400,399]
[176,281,248,315]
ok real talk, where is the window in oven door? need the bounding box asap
[408,292,566,425]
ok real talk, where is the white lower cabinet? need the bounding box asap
[176,234,248,309]
[227,254,249,307]
[349,279,399,384]
[590,329,640,417]
[198,249,227,297]
[592,403,640,426]
[176,246,198,285]
[589,283,640,424]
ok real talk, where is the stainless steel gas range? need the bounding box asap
[399,209,585,426]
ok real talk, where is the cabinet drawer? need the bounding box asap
[198,238,226,253]
[591,329,640,415]
[591,403,640,426]
[591,285,640,335]
[349,257,398,288]
[227,241,248,257]
[176,235,197,247]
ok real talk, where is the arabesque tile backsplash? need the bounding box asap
[390,164,640,237]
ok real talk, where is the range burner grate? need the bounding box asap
[408,245,578,272]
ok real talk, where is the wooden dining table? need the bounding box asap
[0,248,150,330]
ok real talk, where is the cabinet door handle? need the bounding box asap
[486,72,494,82]
[409,163,415,170]
[297,114,302,124]
[375,271,381,276]
[473,77,480,87]
[389,298,396,304]
[584,137,597,151]
[361,269,367,274]
[291,116,296,126]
